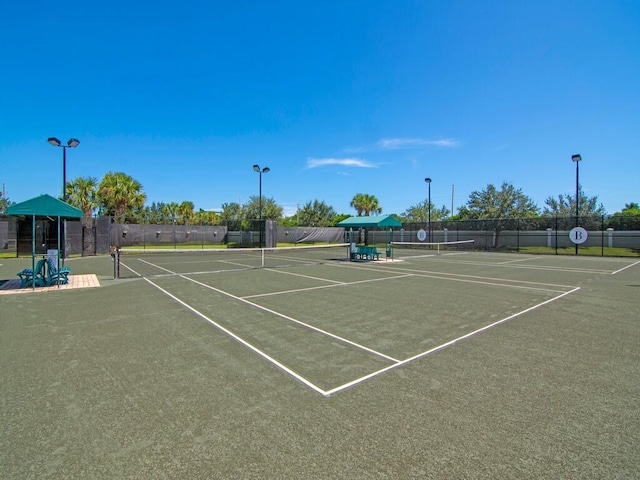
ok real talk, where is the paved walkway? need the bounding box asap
[0,274,100,295]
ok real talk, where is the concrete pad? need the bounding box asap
[0,274,100,295]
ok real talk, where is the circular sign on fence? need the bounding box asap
[417,229,427,241]
[569,226,588,245]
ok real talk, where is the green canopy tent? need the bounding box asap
[337,215,403,258]
[7,194,83,288]
[337,215,403,229]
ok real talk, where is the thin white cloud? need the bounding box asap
[306,157,376,169]
[377,138,459,149]
[342,145,367,154]
[490,144,510,152]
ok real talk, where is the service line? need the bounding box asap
[324,286,581,396]
[612,260,640,275]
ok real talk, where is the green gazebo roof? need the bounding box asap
[7,194,83,218]
[337,215,402,228]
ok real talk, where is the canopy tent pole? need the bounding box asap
[57,215,61,286]
[31,215,36,289]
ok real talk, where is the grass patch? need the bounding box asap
[519,246,640,257]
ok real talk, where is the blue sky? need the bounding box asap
[2,1,638,217]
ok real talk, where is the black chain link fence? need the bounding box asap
[2,214,638,257]
[374,215,640,256]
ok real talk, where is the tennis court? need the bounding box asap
[1,246,639,478]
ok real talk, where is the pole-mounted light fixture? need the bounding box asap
[47,137,80,263]
[253,164,270,247]
[571,154,582,255]
[425,177,432,242]
[48,137,80,201]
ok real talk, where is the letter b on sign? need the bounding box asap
[569,227,588,245]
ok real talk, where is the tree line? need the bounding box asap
[1,173,638,228]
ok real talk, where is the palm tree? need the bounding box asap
[163,202,180,224]
[178,201,195,225]
[350,193,382,216]
[66,176,98,227]
[350,193,365,216]
[97,172,146,222]
[194,209,219,225]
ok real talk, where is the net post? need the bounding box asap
[111,246,120,279]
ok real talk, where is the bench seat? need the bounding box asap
[17,259,47,288]
[45,258,70,286]
[354,246,380,261]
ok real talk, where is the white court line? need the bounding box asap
[351,260,582,289]
[335,262,574,293]
[497,256,543,265]
[406,251,469,257]
[416,258,613,274]
[244,273,414,299]
[397,251,469,260]
[218,259,260,269]
[138,258,176,274]
[119,261,143,277]
[612,260,640,275]
[137,257,258,276]
[182,275,401,363]
[141,277,328,396]
[123,258,247,277]
[121,256,584,397]
[133,257,395,360]
[126,257,401,394]
[323,286,581,396]
[242,282,347,299]
[149,256,257,271]
[398,254,437,260]
[265,268,346,284]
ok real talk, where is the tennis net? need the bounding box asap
[390,240,475,258]
[114,243,350,278]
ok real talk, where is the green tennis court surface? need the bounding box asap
[2,250,638,477]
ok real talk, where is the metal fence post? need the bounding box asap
[601,214,605,257]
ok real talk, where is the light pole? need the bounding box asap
[48,137,80,201]
[571,154,581,254]
[253,164,270,247]
[425,177,432,242]
[48,137,79,261]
